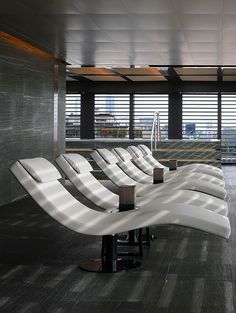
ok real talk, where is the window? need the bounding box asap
[65,94,81,138]
[182,94,218,140]
[133,94,168,139]
[95,94,129,138]
[221,94,236,159]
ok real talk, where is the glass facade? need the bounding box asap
[65,94,81,138]
[133,94,168,139]
[221,94,236,160]
[95,94,130,138]
[182,94,218,140]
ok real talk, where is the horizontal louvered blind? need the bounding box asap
[95,94,129,138]
[182,94,218,140]
[66,94,81,138]
[134,94,168,139]
[221,94,236,155]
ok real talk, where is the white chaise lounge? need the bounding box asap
[91,148,226,200]
[10,158,230,272]
[56,153,228,216]
[138,144,223,179]
[114,147,224,187]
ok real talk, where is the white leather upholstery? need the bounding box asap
[98,149,119,165]
[138,144,152,156]
[128,145,145,159]
[138,144,223,179]
[58,153,228,217]
[113,147,133,162]
[113,147,225,189]
[128,146,225,188]
[10,158,231,238]
[93,148,226,200]
[56,154,119,212]
[63,154,93,173]
[20,158,61,183]
[112,148,153,184]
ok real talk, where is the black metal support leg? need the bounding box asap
[102,234,118,272]
[79,234,141,273]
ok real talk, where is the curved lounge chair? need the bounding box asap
[114,147,224,187]
[138,144,223,179]
[91,148,226,200]
[10,158,230,273]
[56,153,228,216]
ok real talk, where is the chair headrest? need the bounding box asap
[138,144,152,155]
[97,149,119,165]
[128,146,144,158]
[62,154,93,173]
[20,158,61,183]
[113,148,132,162]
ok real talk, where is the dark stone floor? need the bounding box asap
[0,166,235,313]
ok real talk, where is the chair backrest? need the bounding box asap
[112,147,133,162]
[127,146,154,175]
[91,149,135,186]
[9,158,108,236]
[111,148,152,183]
[138,144,152,155]
[138,145,166,169]
[56,154,119,212]
[128,146,144,159]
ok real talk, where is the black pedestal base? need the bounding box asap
[79,258,141,273]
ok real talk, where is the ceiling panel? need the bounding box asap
[184,30,218,42]
[113,68,162,75]
[126,75,166,81]
[87,14,138,30]
[223,14,236,30]
[179,14,220,30]
[223,76,236,81]
[180,75,217,81]
[75,0,127,14]
[83,75,126,81]
[223,67,236,75]
[68,67,115,75]
[19,0,82,14]
[134,14,177,30]
[1,0,236,66]
[174,67,217,75]
[121,0,173,14]
[174,0,223,14]
[223,1,236,14]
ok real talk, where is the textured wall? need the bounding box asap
[0,38,65,206]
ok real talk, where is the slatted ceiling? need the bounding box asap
[66,94,81,138]
[94,94,129,138]
[5,1,236,65]
[83,75,126,81]
[126,76,166,81]
[133,94,168,139]
[182,94,218,140]
[174,67,217,75]
[223,68,236,75]
[113,68,162,75]
[180,75,217,81]
[223,76,236,81]
[68,67,115,75]
[221,94,236,155]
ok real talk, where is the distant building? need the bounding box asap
[105,96,114,113]
[185,123,196,136]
